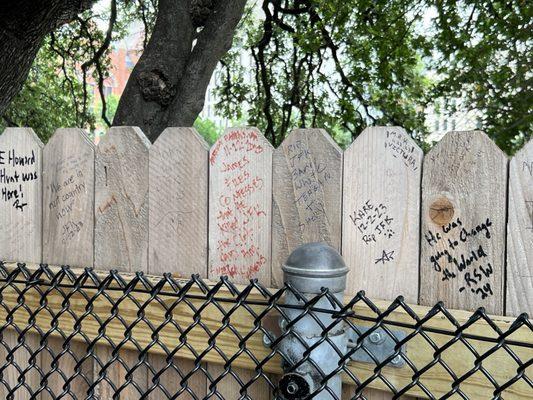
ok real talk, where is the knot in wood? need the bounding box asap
[137,69,176,106]
[190,0,215,27]
[429,197,454,226]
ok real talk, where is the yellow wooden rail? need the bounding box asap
[0,263,531,399]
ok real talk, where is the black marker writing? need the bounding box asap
[375,250,394,265]
[427,217,495,299]
[526,200,533,231]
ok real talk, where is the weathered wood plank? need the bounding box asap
[94,126,150,399]
[208,127,273,399]
[419,130,508,399]
[506,138,533,316]
[342,126,422,300]
[41,128,95,399]
[43,128,95,266]
[420,131,508,319]
[1,262,531,400]
[272,128,342,287]
[0,128,43,400]
[148,127,209,399]
[341,126,422,399]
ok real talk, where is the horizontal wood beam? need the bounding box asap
[0,262,531,399]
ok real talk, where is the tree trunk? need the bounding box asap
[0,0,96,117]
[113,0,248,142]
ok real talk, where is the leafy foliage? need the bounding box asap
[0,37,95,142]
[218,0,434,147]
[1,0,530,153]
[1,2,142,142]
[218,0,531,152]
[194,117,221,144]
[430,1,532,154]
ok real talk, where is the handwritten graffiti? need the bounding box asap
[425,217,495,299]
[211,130,268,280]
[0,149,38,211]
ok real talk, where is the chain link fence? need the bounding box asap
[0,261,531,399]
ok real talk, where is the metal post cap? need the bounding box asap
[282,242,349,293]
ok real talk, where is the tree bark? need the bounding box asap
[113,0,248,142]
[0,0,96,117]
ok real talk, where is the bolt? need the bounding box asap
[368,331,383,344]
[280,318,288,331]
[391,355,401,365]
[286,381,299,395]
[262,333,272,348]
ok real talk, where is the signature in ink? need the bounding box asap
[375,250,394,265]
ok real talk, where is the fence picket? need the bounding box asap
[94,126,151,399]
[148,127,209,399]
[0,123,530,399]
[420,131,508,317]
[506,138,533,316]
[41,128,95,399]
[0,128,43,400]
[208,127,273,399]
[272,128,343,287]
[341,126,422,398]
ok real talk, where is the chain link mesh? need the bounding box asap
[0,262,531,399]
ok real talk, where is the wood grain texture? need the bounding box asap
[148,127,209,399]
[506,138,533,316]
[94,126,151,399]
[208,127,273,399]
[420,131,508,315]
[341,126,422,399]
[342,127,422,300]
[41,128,95,399]
[272,129,342,287]
[43,128,95,266]
[0,128,43,399]
[1,262,531,400]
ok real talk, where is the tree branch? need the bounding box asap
[169,0,248,130]
[0,0,97,116]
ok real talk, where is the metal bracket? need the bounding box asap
[347,326,407,368]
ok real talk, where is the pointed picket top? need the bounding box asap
[285,127,343,152]
[42,128,95,267]
[342,126,422,304]
[346,125,422,166]
[272,128,343,287]
[209,126,273,166]
[46,127,94,149]
[98,125,152,150]
[153,126,210,152]
[420,130,508,314]
[0,126,44,148]
[425,130,507,181]
[506,138,533,316]
[95,126,150,272]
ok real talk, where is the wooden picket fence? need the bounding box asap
[0,126,531,399]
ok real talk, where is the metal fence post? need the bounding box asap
[277,242,349,399]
